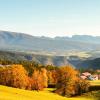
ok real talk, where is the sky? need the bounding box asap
[0,0,100,37]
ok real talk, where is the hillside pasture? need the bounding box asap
[0,85,94,100]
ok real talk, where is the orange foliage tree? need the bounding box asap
[55,65,78,97]
[47,70,58,85]
[31,68,48,90]
[0,65,29,89]
[41,68,48,88]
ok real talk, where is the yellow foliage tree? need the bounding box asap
[0,65,29,89]
[55,65,78,97]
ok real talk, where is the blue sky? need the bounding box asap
[0,0,100,37]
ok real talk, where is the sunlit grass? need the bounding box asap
[0,85,94,100]
[90,80,100,86]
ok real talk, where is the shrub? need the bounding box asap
[75,79,90,95]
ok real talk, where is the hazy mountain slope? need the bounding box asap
[0,31,100,52]
[0,51,70,67]
[76,58,100,69]
[0,50,100,69]
[55,35,100,44]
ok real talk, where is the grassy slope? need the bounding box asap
[0,85,93,100]
[0,80,99,100]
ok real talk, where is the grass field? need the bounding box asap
[0,85,95,100]
[0,80,99,100]
[90,80,100,86]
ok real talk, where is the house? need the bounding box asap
[80,72,99,80]
[98,74,100,80]
[92,75,98,80]
[80,75,87,80]
[0,64,4,67]
[80,72,91,80]
[81,72,91,77]
[0,64,11,68]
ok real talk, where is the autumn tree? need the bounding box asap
[55,65,78,97]
[31,70,43,90]
[41,68,48,88]
[31,68,48,90]
[0,65,29,89]
[10,65,29,89]
[0,66,12,86]
[47,70,57,85]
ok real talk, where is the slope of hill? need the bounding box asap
[0,85,93,100]
[0,50,70,67]
[76,58,100,69]
[0,50,100,69]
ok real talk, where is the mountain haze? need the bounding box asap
[0,31,100,52]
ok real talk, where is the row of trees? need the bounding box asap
[0,59,57,76]
[0,65,49,90]
[0,64,90,97]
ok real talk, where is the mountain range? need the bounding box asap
[0,30,100,53]
[0,30,100,69]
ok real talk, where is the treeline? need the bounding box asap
[0,63,90,97]
[0,59,57,75]
[0,65,49,90]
